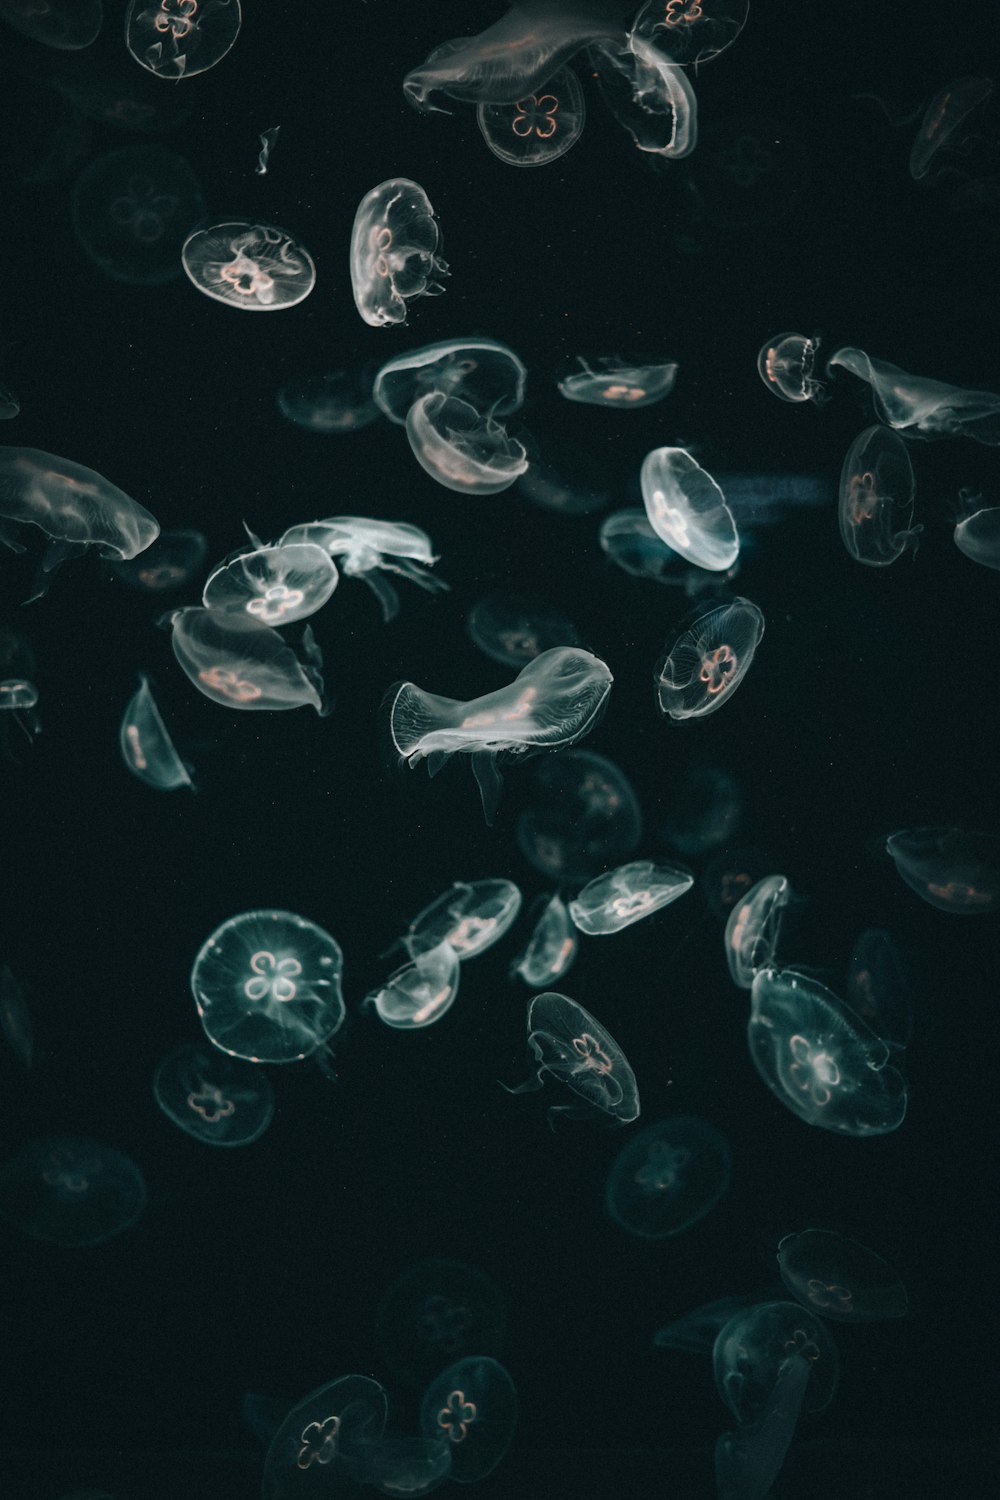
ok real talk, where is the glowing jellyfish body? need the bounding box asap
[725,874,790,989]
[838,425,920,566]
[641,447,739,570]
[713,1301,839,1423]
[777,1230,908,1323]
[377,1259,508,1391]
[507,991,640,1122]
[366,941,460,1030]
[569,859,693,935]
[466,592,578,667]
[202,541,338,625]
[884,826,1000,914]
[656,598,764,720]
[607,1116,731,1239]
[405,879,523,960]
[420,1356,518,1483]
[280,516,447,624]
[632,0,749,67]
[0,0,102,48]
[111,527,207,591]
[261,1374,388,1500]
[277,371,380,434]
[846,928,912,1050]
[350,179,448,328]
[748,968,908,1135]
[954,506,1000,570]
[513,895,578,987]
[558,355,677,407]
[153,1042,273,1146]
[828,347,1000,445]
[169,608,327,713]
[125,0,242,81]
[0,1137,146,1247]
[373,339,527,424]
[910,76,994,182]
[405,393,528,496]
[181,220,315,310]
[361,1435,452,1495]
[71,145,204,284]
[477,66,586,167]
[589,32,698,157]
[516,749,642,882]
[119,672,193,791]
[191,909,345,1063]
[756,332,824,404]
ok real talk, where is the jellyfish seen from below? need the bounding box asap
[910,76,994,182]
[277,371,380,434]
[71,144,204,284]
[714,1300,839,1425]
[366,941,460,1031]
[607,1116,731,1239]
[280,516,447,624]
[846,928,912,1050]
[0,0,102,49]
[406,393,528,496]
[125,0,242,81]
[558,355,678,407]
[884,826,1000,914]
[828,347,1000,445]
[389,647,613,826]
[182,220,315,310]
[477,66,586,167]
[0,965,32,1069]
[153,1042,273,1146]
[111,527,206,591]
[191,909,345,1064]
[377,1259,508,1391]
[202,540,338,626]
[715,1348,810,1500]
[505,991,640,1123]
[725,875,790,989]
[589,32,698,157]
[777,1230,908,1323]
[0,1137,146,1247]
[656,598,764,720]
[641,447,739,570]
[405,879,523,960]
[569,859,693,935]
[954,504,1000,569]
[516,749,642,882]
[350,179,448,328]
[838,425,920,566]
[632,0,749,68]
[420,1357,518,1483]
[373,339,527,424]
[663,766,742,857]
[119,673,193,791]
[168,608,327,713]
[748,968,908,1135]
[466,592,579,668]
[756,333,825,404]
[261,1374,388,1500]
[513,894,578,987]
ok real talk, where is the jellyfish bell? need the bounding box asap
[954,503,1000,569]
[119,672,194,791]
[466,591,579,668]
[505,990,640,1123]
[478,66,587,168]
[125,0,243,81]
[910,76,994,183]
[182,219,315,311]
[405,393,529,496]
[377,1259,508,1391]
[632,0,749,69]
[153,1041,274,1147]
[641,447,739,570]
[516,749,642,882]
[71,143,204,285]
[0,1136,146,1247]
[569,859,694,935]
[828,346,1000,445]
[280,515,447,624]
[404,879,523,961]
[656,597,764,720]
[261,1374,388,1500]
[419,1356,518,1483]
[589,30,698,157]
[777,1229,908,1323]
[725,874,791,989]
[713,1300,839,1425]
[277,370,381,434]
[168,607,328,714]
[111,527,207,591]
[513,894,578,987]
[884,826,1000,914]
[606,1116,732,1239]
[838,425,921,566]
[373,339,528,425]
[558,355,678,407]
[202,540,339,626]
[365,941,461,1030]
[756,332,826,404]
[350,179,448,328]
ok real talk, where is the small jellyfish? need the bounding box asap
[0,387,20,420]
[704,845,775,920]
[191,909,346,1064]
[0,964,32,1069]
[182,220,315,311]
[377,1259,508,1390]
[954,504,1000,569]
[365,941,460,1030]
[277,371,380,434]
[606,1116,732,1239]
[153,1042,274,1147]
[478,67,586,167]
[641,447,739,570]
[168,607,328,713]
[838,425,920,566]
[725,874,790,990]
[777,1230,908,1323]
[516,749,642,882]
[713,1300,839,1424]
[910,76,994,182]
[119,672,193,791]
[125,0,242,81]
[513,894,578,987]
[406,393,528,496]
[373,339,527,425]
[420,1356,518,1483]
[350,179,448,328]
[558,355,678,407]
[589,32,698,158]
[0,0,102,49]
[404,879,523,960]
[884,826,1000,914]
[663,766,742,856]
[846,928,912,1049]
[569,858,693,935]
[505,990,640,1123]
[202,539,338,625]
[280,515,447,624]
[828,347,1000,445]
[656,598,764,720]
[111,527,206,591]
[0,1136,146,1247]
[632,0,749,69]
[600,509,687,586]
[71,144,204,285]
[466,592,578,668]
[756,332,825,404]
[261,1374,388,1500]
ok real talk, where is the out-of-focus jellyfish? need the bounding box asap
[125,0,242,81]
[377,1260,508,1390]
[679,113,810,241]
[388,647,613,825]
[714,1348,811,1500]
[373,339,527,424]
[663,767,742,856]
[71,144,203,284]
[0,446,159,599]
[153,1042,273,1146]
[478,66,586,167]
[0,387,19,420]
[654,1296,757,1355]
[910,76,994,182]
[420,1357,518,1483]
[513,894,578,986]
[277,371,380,434]
[846,928,912,1049]
[606,1116,731,1238]
[181,220,315,311]
[361,1435,452,1495]
[589,31,698,157]
[0,624,39,757]
[600,509,687,586]
[777,1230,908,1323]
[756,333,826,404]
[191,909,345,1063]
[714,1301,839,1424]
[168,608,328,713]
[656,598,764,720]
[111,527,206,591]
[404,879,523,960]
[704,846,775,920]
[641,447,739,570]
[406,393,528,496]
[954,503,1000,569]
[725,875,790,990]
[519,455,610,514]
[828,347,1000,445]
[365,941,460,1030]
[466,592,578,668]
[884,826,1000,914]
[569,858,693,935]
[0,964,32,1069]
[202,539,338,625]
[261,1374,388,1500]
[0,1137,146,1247]
[838,425,920,566]
[516,749,642,882]
[558,355,677,407]
[350,179,448,328]
[632,0,749,68]
[748,968,908,1135]
[505,991,640,1122]
[119,672,193,791]
[0,0,102,49]
[280,516,447,624]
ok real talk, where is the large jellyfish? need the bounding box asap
[420,1357,518,1483]
[828,346,1000,444]
[181,220,315,310]
[558,355,678,407]
[505,990,640,1122]
[125,0,242,81]
[406,393,528,495]
[168,608,328,713]
[373,339,527,424]
[656,598,765,720]
[477,67,587,167]
[202,539,338,625]
[350,179,448,328]
[641,447,739,570]
[569,859,693,934]
[261,1375,388,1500]
[280,516,447,624]
[838,425,921,566]
[119,672,193,791]
[589,30,698,157]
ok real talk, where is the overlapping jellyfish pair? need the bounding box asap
[280,516,447,624]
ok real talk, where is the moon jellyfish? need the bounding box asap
[168,608,327,713]
[420,1357,518,1483]
[828,347,1000,445]
[261,1374,388,1500]
[838,425,920,566]
[846,928,912,1050]
[374,339,527,425]
[513,894,578,987]
[181,220,315,311]
[202,540,338,625]
[756,332,825,405]
[111,527,206,591]
[466,592,578,668]
[558,355,677,407]
[0,0,102,49]
[954,504,1000,569]
[777,1230,908,1323]
[505,991,640,1123]
[406,393,528,496]
[125,0,242,81]
[71,144,204,285]
[910,76,994,182]
[119,672,193,791]
[0,387,19,420]
[191,909,345,1063]
[0,1137,146,1247]
[0,964,32,1069]
[663,766,742,857]
[153,1042,273,1146]
[405,879,522,960]
[608,1116,731,1244]
[600,509,687,586]
[714,1301,839,1424]
[656,598,764,720]
[378,1259,508,1390]
[569,859,693,935]
[350,179,448,328]
[725,875,790,989]
[884,826,1000,914]
[388,647,613,825]
[589,32,698,157]
[277,371,380,434]
[280,516,447,624]
[748,968,908,1135]
[516,749,642,881]
[0,624,39,756]
[632,0,749,69]
[715,1348,811,1500]
[365,941,460,1030]
[477,67,586,167]
[641,448,739,570]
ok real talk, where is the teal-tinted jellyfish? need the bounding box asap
[828,346,1000,444]
[191,909,345,1063]
[70,144,204,284]
[119,672,193,791]
[664,766,743,856]
[0,386,19,420]
[126,0,242,81]
[884,826,1000,914]
[513,894,578,987]
[373,339,527,425]
[261,1373,388,1500]
[404,879,522,960]
[589,33,698,157]
[725,874,790,989]
[713,1301,839,1424]
[0,1136,146,1247]
[477,66,586,168]
[350,179,448,328]
[0,964,33,1069]
[153,1042,274,1147]
[505,991,640,1123]
[182,220,315,310]
[280,516,447,624]
[654,1296,757,1355]
[377,1259,508,1390]
[910,76,994,182]
[845,928,912,1049]
[606,1116,732,1239]
[777,1230,908,1323]
[0,623,39,756]
[420,1356,518,1483]
[168,607,328,713]
[954,504,1000,570]
[569,858,693,935]
[358,1434,451,1495]
[202,539,338,625]
[641,447,739,570]
[516,749,642,882]
[757,332,825,404]
[656,598,765,720]
[111,527,207,591]
[704,845,775,920]
[277,370,380,434]
[466,591,578,668]
[600,509,687,585]
[406,393,528,496]
[838,425,920,566]
[714,1348,811,1500]
[558,355,677,407]
[0,0,102,48]
[365,941,460,1030]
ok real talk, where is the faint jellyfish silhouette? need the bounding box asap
[713,1300,839,1425]
[828,347,1000,444]
[954,502,1000,569]
[714,1346,811,1500]
[558,355,678,407]
[191,909,345,1063]
[0,0,102,49]
[365,941,460,1030]
[405,393,528,495]
[589,32,698,157]
[703,845,774,920]
[420,1356,518,1483]
[505,991,640,1123]
[600,509,687,586]
[569,859,694,935]
[679,113,810,241]
[0,964,33,1068]
[202,539,338,625]
[466,592,578,668]
[378,1259,508,1390]
[641,447,739,570]
[280,516,448,624]
[846,928,912,1050]
[749,968,908,1135]
[910,76,994,182]
[518,454,610,514]
[777,1230,907,1323]
[838,425,920,566]
[663,766,742,856]
[71,144,203,284]
[111,527,206,591]
[477,66,586,167]
[756,332,826,404]
[656,598,764,720]
[632,0,749,68]
[125,0,242,81]
[373,339,527,425]
[168,608,328,713]
[261,1373,388,1500]
[516,749,642,882]
[0,387,19,420]
[0,1136,146,1246]
[182,220,315,310]
[513,894,578,987]
[718,470,832,528]
[0,623,40,758]
[359,1433,452,1495]
[277,371,380,434]
[654,1295,757,1354]
[725,874,790,989]
[153,1041,274,1146]
[119,672,193,791]
[404,879,523,961]
[607,1116,731,1239]
[884,826,1000,914]
[350,179,448,328]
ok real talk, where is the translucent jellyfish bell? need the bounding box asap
[0,0,102,49]
[838,425,921,566]
[884,826,1000,914]
[477,67,586,168]
[506,991,640,1123]
[607,1116,732,1240]
[119,672,193,791]
[466,591,578,668]
[202,540,338,625]
[153,1042,273,1147]
[714,1348,810,1500]
[280,515,447,624]
[111,527,207,592]
[125,0,243,82]
[828,346,1000,445]
[909,76,994,182]
[632,0,749,68]
[71,144,204,285]
[365,941,460,1030]
[377,1259,508,1390]
[420,1357,518,1483]
[181,220,315,310]
[599,509,687,586]
[168,607,328,713]
[569,858,693,935]
[406,393,528,496]
[954,505,1000,570]
[404,879,522,960]
[0,1137,146,1247]
[777,1230,908,1323]
[513,894,578,987]
[277,371,380,434]
[589,32,698,158]
[350,179,448,328]
[756,332,825,404]
[516,749,642,882]
[713,1301,839,1424]
[641,447,739,570]
[261,1374,388,1500]
[558,355,678,407]
[656,598,765,720]
[725,874,790,989]
[373,339,527,425]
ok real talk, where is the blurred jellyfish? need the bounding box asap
[191,909,345,1064]
[378,1259,508,1390]
[632,0,749,68]
[404,879,522,960]
[350,179,448,328]
[884,826,1000,914]
[679,113,810,240]
[182,220,315,310]
[910,77,994,182]
[600,509,688,586]
[513,894,578,987]
[663,766,742,856]
[202,540,338,625]
[153,1042,273,1146]
[713,1301,839,1424]
[505,991,640,1122]
[748,968,908,1135]
[111,527,206,591]
[558,355,677,407]
[954,503,1000,569]
[846,928,912,1049]
[838,425,920,565]
[420,1357,518,1483]
[606,1116,732,1239]
[478,67,586,167]
[756,333,826,404]
[714,1347,811,1500]
[373,339,527,424]
[466,592,578,668]
[654,1296,757,1355]
[516,749,642,882]
[71,144,203,284]
[168,608,328,713]
[725,875,790,989]
[589,32,698,157]
[361,1434,452,1495]
[656,598,764,720]
[365,941,460,1030]
[641,448,739,570]
[0,0,102,49]
[519,455,610,514]
[280,516,447,624]
[261,1374,388,1500]
[0,387,20,420]
[777,1230,908,1323]
[406,393,528,496]
[704,845,775,920]
[828,347,1000,444]
[119,672,193,791]
[0,964,32,1069]
[569,859,693,935]
[0,623,40,756]
[0,1137,146,1247]
[125,0,242,81]
[277,371,380,434]
[717,471,832,530]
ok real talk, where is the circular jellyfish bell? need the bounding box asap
[261,1373,388,1500]
[0,1136,146,1247]
[71,144,204,285]
[569,858,694,935]
[405,393,528,496]
[125,0,243,82]
[516,749,642,884]
[713,1300,839,1425]
[756,332,825,404]
[420,1356,518,1483]
[632,0,749,69]
[606,1116,732,1240]
[111,527,206,592]
[377,1259,508,1391]
[405,879,522,961]
[884,826,1000,915]
[748,967,908,1136]
[777,1230,908,1323]
[838,425,920,567]
[507,991,640,1123]
[153,1041,274,1147]
[350,178,448,328]
[191,909,346,1064]
[168,607,328,713]
[202,541,339,626]
[954,504,1000,570]
[373,339,527,425]
[477,67,586,168]
[466,591,578,669]
[641,447,739,571]
[365,941,460,1031]
[558,355,678,408]
[724,874,790,989]
[656,597,765,721]
[0,0,102,49]
[181,220,315,311]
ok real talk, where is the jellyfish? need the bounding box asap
[0,964,32,1069]
[111,527,207,591]
[910,76,994,182]
[377,1260,508,1391]
[420,1357,518,1483]
[373,339,527,424]
[569,859,693,935]
[954,504,1000,569]
[261,1375,388,1500]
[280,516,447,624]
[599,509,689,586]
[558,355,678,406]
[71,144,204,284]
[350,179,448,328]
[365,941,460,1031]
[168,607,328,713]
[181,220,315,310]
[0,0,103,49]
[748,968,908,1135]
[388,646,613,826]
[519,454,610,514]
[125,0,242,81]
[704,845,775,920]
[0,1137,146,1247]
[277,371,380,434]
[756,333,826,404]
[466,592,579,668]
[191,909,346,1063]
[589,31,698,157]
[202,539,338,625]
[656,598,764,720]
[884,826,1000,914]
[827,347,1000,444]
[405,393,528,496]
[0,676,39,756]
[478,66,586,167]
[838,425,920,566]
[505,991,640,1122]
[516,749,642,881]
[607,1117,731,1239]
[714,1346,811,1500]
[777,1230,908,1323]
[513,894,578,987]
[153,1042,274,1147]
[632,0,749,68]
[0,387,18,420]
[725,875,790,989]
[119,672,193,791]
[663,766,742,856]
[713,1301,839,1425]
[654,1296,757,1355]
[846,928,913,1049]
[641,447,739,570]
[404,879,523,960]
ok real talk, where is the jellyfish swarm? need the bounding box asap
[153,1042,273,1146]
[420,1356,518,1483]
[641,447,739,570]
[168,607,328,713]
[606,1116,731,1238]
[365,941,460,1030]
[125,0,243,82]
[0,1137,146,1247]
[181,221,315,311]
[404,879,522,960]
[119,673,193,791]
[505,991,640,1123]
[388,646,613,826]
[589,31,698,157]
[569,859,693,934]
[202,540,338,625]
[280,516,447,625]
[910,76,994,182]
[838,425,921,566]
[725,875,790,989]
[261,1374,388,1500]
[350,179,448,328]
[777,1230,908,1323]
[756,333,825,404]
[656,598,764,720]
[884,826,1000,914]
[478,66,587,167]
[827,347,1000,445]
[558,355,678,406]
[954,505,1000,569]
[513,894,578,986]
[406,392,528,496]
[466,592,578,668]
